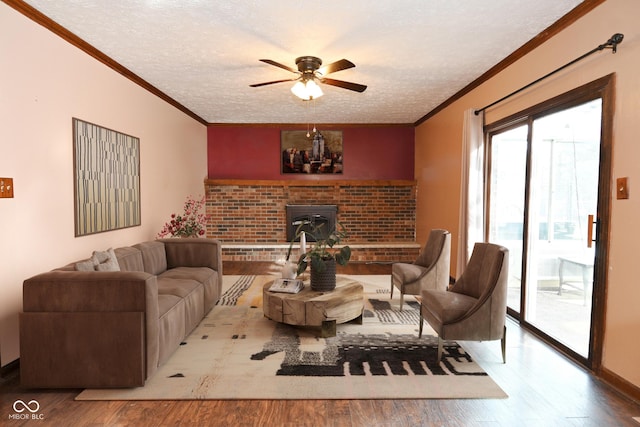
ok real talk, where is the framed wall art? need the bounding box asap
[281,130,343,174]
[73,118,141,236]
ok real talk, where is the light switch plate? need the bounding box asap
[617,177,629,200]
[0,177,14,198]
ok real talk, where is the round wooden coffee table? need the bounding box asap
[262,276,364,337]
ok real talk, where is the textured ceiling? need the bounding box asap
[22,0,584,124]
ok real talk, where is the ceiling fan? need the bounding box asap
[250,56,367,100]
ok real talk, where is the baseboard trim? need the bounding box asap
[599,366,640,404]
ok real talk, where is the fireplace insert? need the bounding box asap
[286,204,337,242]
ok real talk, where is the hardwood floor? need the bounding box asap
[2,261,639,426]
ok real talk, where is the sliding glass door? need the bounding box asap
[487,96,606,362]
[487,125,528,314]
[523,101,601,357]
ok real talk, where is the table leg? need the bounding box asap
[321,320,337,338]
[353,311,363,325]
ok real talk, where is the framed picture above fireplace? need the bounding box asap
[281,130,343,174]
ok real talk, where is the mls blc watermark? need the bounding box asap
[8,400,44,420]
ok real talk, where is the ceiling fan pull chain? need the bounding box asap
[306,100,311,137]
[312,98,317,134]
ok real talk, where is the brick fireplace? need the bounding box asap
[204,179,420,262]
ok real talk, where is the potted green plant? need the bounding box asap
[295,222,351,291]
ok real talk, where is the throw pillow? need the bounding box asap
[91,248,121,272]
[75,259,95,271]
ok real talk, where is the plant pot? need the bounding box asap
[310,258,336,292]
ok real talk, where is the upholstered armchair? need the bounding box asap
[391,229,451,310]
[419,242,509,363]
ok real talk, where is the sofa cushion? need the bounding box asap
[156,294,186,366]
[114,247,144,272]
[134,241,167,275]
[157,276,205,336]
[161,267,219,313]
[157,277,201,299]
[157,293,183,317]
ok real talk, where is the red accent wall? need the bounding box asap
[207,125,415,180]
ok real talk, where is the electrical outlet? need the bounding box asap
[617,177,629,200]
[0,177,14,198]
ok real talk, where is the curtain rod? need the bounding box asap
[474,33,624,115]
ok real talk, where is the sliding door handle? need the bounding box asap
[587,214,596,248]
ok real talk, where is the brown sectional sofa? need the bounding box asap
[19,238,222,388]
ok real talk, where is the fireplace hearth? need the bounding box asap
[286,204,337,242]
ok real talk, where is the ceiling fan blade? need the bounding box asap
[318,59,355,75]
[250,78,297,88]
[321,78,367,93]
[259,59,298,74]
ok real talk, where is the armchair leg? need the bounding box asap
[418,311,424,338]
[399,293,404,311]
[437,337,443,362]
[501,325,507,364]
[390,276,394,299]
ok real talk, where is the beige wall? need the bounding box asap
[0,4,207,366]
[415,0,640,388]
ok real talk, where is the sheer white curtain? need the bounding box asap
[456,108,485,277]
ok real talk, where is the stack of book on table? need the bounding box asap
[269,278,304,294]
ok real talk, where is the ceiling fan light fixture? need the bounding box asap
[291,79,323,100]
[252,56,365,97]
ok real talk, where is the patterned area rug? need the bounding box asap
[76,275,507,400]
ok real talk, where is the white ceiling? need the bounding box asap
[22,0,584,124]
